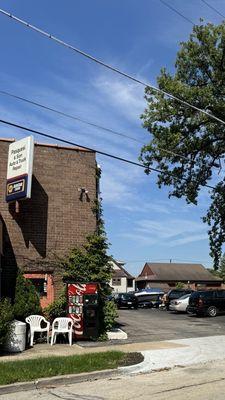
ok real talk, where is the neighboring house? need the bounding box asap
[136,262,223,291]
[109,259,135,293]
[0,138,97,307]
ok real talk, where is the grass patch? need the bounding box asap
[0,351,124,385]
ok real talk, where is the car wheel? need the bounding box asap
[207,306,217,317]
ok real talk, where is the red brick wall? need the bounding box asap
[0,139,97,301]
[24,273,54,308]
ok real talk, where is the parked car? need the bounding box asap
[164,289,194,310]
[114,293,138,309]
[169,293,191,312]
[187,290,225,317]
[135,290,164,308]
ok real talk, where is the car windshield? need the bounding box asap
[178,294,190,300]
[170,291,185,299]
[121,294,134,300]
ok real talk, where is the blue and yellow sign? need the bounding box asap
[6,136,34,203]
[6,175,28,202]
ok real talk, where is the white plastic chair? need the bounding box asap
[25,315,50,347]
[51,317,74,346]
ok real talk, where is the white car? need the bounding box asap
[169,294,191,312]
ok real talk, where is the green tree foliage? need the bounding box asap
[175,282,185,289]
[62,234,115,336]
[0,298,14,348]
[208,253,225,281]
[13,272,41,321]
[140,21,225,268]
[102,300,119,331]
[62,234,112,284]
[219,253,225,280]
[44,292,67,323]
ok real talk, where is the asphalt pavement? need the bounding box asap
[117,307,225,342]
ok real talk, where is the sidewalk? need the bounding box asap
[0,339,185,362]
[121,334,225,374]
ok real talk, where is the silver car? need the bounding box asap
[169,294,191,312]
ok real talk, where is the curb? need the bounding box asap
[0,369,119,395]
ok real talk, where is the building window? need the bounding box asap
[127,279,133,288]
[112,278,121,286]
[29,278,47,296]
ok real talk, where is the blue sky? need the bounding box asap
[0,0,224,275]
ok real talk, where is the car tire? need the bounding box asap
[207,306,217,317]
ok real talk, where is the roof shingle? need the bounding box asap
[137,263,222,282]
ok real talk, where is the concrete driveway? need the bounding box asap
[117,307,225,342]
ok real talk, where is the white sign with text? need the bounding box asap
[6,136,34,201]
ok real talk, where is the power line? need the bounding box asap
[0,118,147,169]
[0,9,225,127]
[0,90,143,145]
[159,0,194,25]
[0,117,216,190]
[0,89,207,165]
[200,0,225,19]
[124,258,212,264]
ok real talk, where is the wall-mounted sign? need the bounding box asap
[6,136,34,202]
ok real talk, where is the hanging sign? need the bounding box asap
[6,136,34,202]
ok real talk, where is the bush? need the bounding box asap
[0,298,14,348]
[13,272,41,321]
[102,300,118,331]
[44,292,67,323]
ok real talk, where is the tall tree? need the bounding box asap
[61,168,117,336]
[219,253,225,281]
[140,22,225,268]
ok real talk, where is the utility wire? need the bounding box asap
[0,89,205,165]
[200,0,225,19]
[0,90,143,145]
[124,258,212,263]
[159,0,195,25]
[0,117,216,190]
[1,8,225,127]
[0,118,146,169]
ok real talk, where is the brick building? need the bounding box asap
[0,138,97,307]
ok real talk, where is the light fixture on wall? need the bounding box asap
[78,187,89,202]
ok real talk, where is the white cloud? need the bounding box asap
[93,74,145,124]
[168,233,208,247]
[119,216,208,248]
[136,218,205,239]
[119,232,157,246]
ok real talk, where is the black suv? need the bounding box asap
[165,289,194,310]
[114,293,138,309]
[188,290,225,317]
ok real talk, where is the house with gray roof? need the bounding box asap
[136,262,223,292]
[109,259,135,293]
